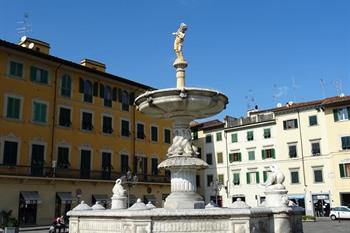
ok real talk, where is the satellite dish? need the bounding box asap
[28,43,35,49]
[21,36,27,42]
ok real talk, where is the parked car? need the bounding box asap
[329,206,350,220]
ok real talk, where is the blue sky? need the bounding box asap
[1,0,350,119]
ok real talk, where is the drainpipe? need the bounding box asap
[50,63,63,167]
[224,129,230,199]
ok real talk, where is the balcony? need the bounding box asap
[0,165,170,184]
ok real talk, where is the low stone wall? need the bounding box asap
[68,207,303,233]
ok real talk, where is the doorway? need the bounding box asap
[31,144,44,176]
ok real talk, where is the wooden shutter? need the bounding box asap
[294,119,298,128]
[112,88,117,101]
[339,164,345,178]
[271,149,276,159]
[238,153,242,162]
[93,82,98,96]
[129,92,135,105]
[118,88,123,103]
[333,109,339,121]
[100,84,105,98]
[256,172,260,184]
[229,153,233,163]
[246,173,250,184]
[79,78,84,93]
[42,70,48,83]
[262,150,266,160]
[283,121,287,130]
[30,67,36,81]
[347,107,350,119]
[263,171,267,182]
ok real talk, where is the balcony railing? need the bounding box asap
[0,165,170,183]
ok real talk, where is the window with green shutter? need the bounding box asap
[9,61,23,78]
[263,128,271,138]
[229,153,234,163]
[233,173,240,185]
[339,163,350,178]
[231,133,238,143]
[334,107,350,121]
[256,172,260,184]
[341,136,350,150]
[246,172,250,184]
[262,148,275,159]
[218,174,224,184]
[216,132,222,141]
[61,74,71,97]
[248,151,255,160]
[32,102,47,123]
[230,152,241,162]
[263,171,268,182]
[247,131,254,141]
[30,66,48,84]
[217,152,223,164]
[6,96,21,119]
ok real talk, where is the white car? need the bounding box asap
[329,206,350,220]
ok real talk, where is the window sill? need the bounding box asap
[31,121,48,126]
[81,129,94,133]
[290,182,301,185]
[57,125,72,129]
[31,81,50,86]
[7,74,24,80]
[3,117,23,122]
[121,135,130,139]
[314,182,324,184]
[102,132,115,137]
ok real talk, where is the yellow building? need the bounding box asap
[0,37,172,225]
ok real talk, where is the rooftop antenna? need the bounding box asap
[244,89,255,110]
[17,13,32,36]
[291,77,299,102]
[332,80,343,97]
[320,78,326,98]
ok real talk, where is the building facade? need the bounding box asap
[0,37,172,225]
[192,96,350,217]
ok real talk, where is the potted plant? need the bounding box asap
[0,210,19,233]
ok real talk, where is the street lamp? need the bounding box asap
[121,170,138,207]
[210,179,224,207]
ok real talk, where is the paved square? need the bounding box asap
[303,218,350,233]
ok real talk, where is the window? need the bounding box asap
[81,112,93,131]
[32,101,47,123]
[100,85,112,107]
[196,175,200,187]
[102,116,113,134]
[311,141,321,155]
[229,152,241,163]
[263,128,271,139]
[193,130,198,140]
[246,172,260,184]
[262,148,275,159]
[151,126,158,142]
[6,96,21,119]
[82,80,93,103]
[333,107,350,121]
[121,90,129,111]
[136,123,145,139]
[313,168,323,183]
[290,171,299,184]
[3,141,18,166]
[248,151,255,161]
[216,132,222,141]
[341,136,350,150]
[205,134,212,143]
[231,133,238,143]
[339,163,350,178]
[30,66,48,84]
[247,131,254,141]
[9,61,23,78]
[263,171,270,182]
[309,115,318,126]
[233,173,240,185]
[217,152,223,164]
[164,129,171,144]
[151,158,158,175]
[283,119,298,129]
[57,147,69,168]
[60,74,71,97]
[218,174,224,184]
[58,107,71,127]
[288,144,297,158]
[206,153,213,165]
[207,174,213,186]
[121,120,130,137]
[120,154,129,173]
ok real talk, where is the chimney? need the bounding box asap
[18,36,50,54]
[80,59,106,72]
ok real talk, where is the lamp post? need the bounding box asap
[122,170,138,207]
[210,179,224,207]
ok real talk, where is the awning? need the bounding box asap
[92,194,110,204]
[57,192,74,204]
[144,195,156,204]
[288,194,305,200]
[20,191,41,204]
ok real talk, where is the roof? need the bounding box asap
[0,39,154,91]
[191,119,224,131]
[254,95,350,114]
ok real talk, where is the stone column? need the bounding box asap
[170,168,196,192]
[173,60,188,88]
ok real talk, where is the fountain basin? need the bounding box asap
[135,88,228,119]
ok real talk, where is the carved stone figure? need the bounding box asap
[260,164,285,190]
[167,128,197,156]
[112,179,127,197]
[172,23,187,62]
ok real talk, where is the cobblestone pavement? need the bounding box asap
[303,217,350,233]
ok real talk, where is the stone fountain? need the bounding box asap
[67,23,304,233]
